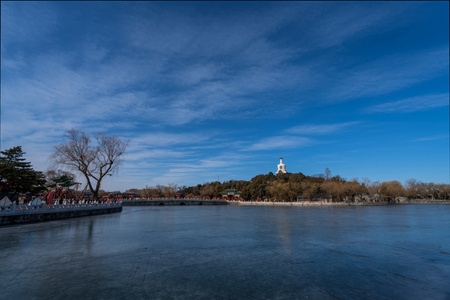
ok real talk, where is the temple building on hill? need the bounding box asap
[276,157,287,174]
[221,189,242,200]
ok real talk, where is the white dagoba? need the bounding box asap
[276,157,287,174]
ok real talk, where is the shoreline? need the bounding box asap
[227,201,392,206]
[121,198,450,207]
[398,199,450,204]
[0,203,123,225]
[227,200,450,206]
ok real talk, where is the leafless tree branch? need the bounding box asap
[50,129,128,200]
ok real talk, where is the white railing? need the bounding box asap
[0,202,122,216]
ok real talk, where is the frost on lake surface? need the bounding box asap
[0,205,449,300]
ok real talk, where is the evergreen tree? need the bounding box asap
[0,146,47,198]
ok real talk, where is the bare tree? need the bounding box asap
[362,177,371,188]
[200,183,215,198]
[163,184,179,197]
[321,181,343,202]
[405,178,421,199]
[50,129,128,200]
[367,181,380,196]
[380,180,406,202]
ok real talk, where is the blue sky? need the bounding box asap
[1,1,449,192]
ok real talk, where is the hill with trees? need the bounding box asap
[125,171,450,202]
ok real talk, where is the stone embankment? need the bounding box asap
[123,199,396,207]
[228,200,392,206]
[398,199,450,204]
[122,199,228,206]
[0,203,123,225]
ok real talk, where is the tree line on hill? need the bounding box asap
[126,170,450,202]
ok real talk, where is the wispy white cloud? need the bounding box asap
[122,2,306,59]
[1,2,58,53]
[124,152,252,187]
[326,48,449,101]
[124,149,191,162]
[3,2,434,139]
[129,132,216,149]
[172,63,220,86]
[365,93,449,113]
[309,2,402,49]
[286,122,360,135]
[411,135,449,142]
[246,136,312,151]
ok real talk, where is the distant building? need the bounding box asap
[276,157,287,174]
[221,189,242,200]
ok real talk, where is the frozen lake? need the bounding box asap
[1,205,449,299]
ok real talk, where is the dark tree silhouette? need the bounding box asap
[51,129,128,200]
[0,146,46,199]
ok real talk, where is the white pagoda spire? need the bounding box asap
[276,156,287,174]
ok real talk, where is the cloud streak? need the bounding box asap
[246,136,313,151]
[323,48,449,102]
[286,122,360,135]
[365,93,449,114]
[411,135,449,142]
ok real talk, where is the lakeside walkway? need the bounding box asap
[227,200,392,206]
[122,199,227,206]
[229,199,450,206]
[122,198,450,207]
[122,199,393,206]
[0,203,123,225]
